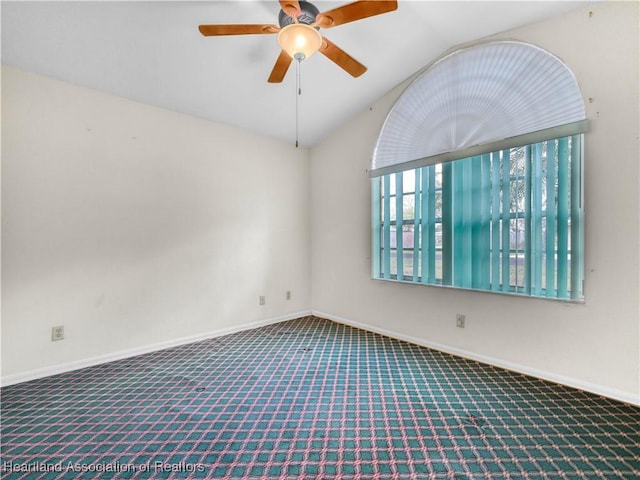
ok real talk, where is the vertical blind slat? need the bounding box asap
[372,179,381,278]
[395,174,404,280]
[420,167,429,283]
[524,145,532,295]
[427,166,437,283]
[383,175,392,279]
[570,135,584,299]
[442,162,453,286]
[556,137,569,297]
[479,154,492,290]
[413,169,421,282]
[545,140,558,297]
[532,143,544,296]
[470,156,483,288]
[501,150,511,292]
[491,152,502,291]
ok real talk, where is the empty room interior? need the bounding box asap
[1,1,639,479]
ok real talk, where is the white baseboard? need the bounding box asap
[1,311,312,387]
[313,310,640,407]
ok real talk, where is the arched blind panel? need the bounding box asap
[370,41,587,177]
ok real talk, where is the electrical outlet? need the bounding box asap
[259,296,265,306]
[456,314,466,328]
[286,290,291,300]
[51,326,65,341]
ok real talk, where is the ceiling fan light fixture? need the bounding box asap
[277,23,322,61]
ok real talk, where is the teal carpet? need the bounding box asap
[1,316,639,479]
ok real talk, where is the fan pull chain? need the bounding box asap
[295,57,301,148]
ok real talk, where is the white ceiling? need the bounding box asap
[1,1,591,147]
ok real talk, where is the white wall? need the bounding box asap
[1,66,311,382]
[310,2,640,405]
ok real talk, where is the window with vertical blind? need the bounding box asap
[370,41,586,301]
[371,136,584,300]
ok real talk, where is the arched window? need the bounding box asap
[371,41,585,301]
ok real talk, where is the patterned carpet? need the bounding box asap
[1,316,639,479]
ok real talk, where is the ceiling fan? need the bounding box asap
[199,0,398,83]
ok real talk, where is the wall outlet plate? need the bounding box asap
[456,314,466,328]
[259,296,265,306]
[51,326,64,341]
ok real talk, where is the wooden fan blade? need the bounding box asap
[319,37,367,77]
[315,1,397,29]
[198,24,279,36]
[279,0,301,19]
[268,50,293,83]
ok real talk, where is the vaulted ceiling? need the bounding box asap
[1,1,591,147]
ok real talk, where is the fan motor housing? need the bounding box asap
[279,0,320,28]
